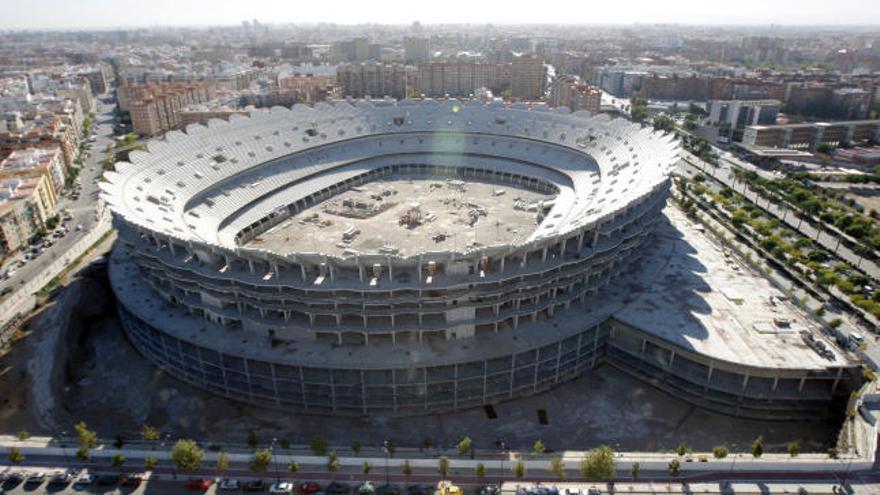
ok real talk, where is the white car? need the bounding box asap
[75,473,95,485]
[220,478,241,490]
[270,482,295,494]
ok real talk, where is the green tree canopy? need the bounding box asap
[580,445,615,481]
[170,439,204,473]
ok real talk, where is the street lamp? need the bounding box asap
[728,443,738,476]
[272,438,279,483]
[383,440,390,486]
[498,441,507,492]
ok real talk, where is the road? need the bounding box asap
[682,150,880,282]
[0,100,116,301]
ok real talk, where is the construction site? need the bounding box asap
[248,178,554,257]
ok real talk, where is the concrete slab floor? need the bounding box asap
[247,178,553,256]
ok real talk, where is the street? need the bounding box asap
[0,100,116,301]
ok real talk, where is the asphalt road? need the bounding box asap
[0,100,116,300]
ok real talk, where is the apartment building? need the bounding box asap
[404,37,431,64]
[550,75,602,113]
[0,147,65,197]
[337,63,411,99]
[0,174,58,255]
[125,81,216,136]
[510,55,545,100]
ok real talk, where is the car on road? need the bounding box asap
[26,472,46,484]
[76,224,84,231]
[477,486,500,495]
[357,482,376,495]
[220,478,241,490]
[186,478,213,491]
[299,482,321,494]
[326,482,350,495]
[243,479,268,492]
[270,482,295,494]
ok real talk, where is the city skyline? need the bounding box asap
[2,0,880,30]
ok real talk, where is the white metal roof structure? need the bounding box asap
[102,99,678,260]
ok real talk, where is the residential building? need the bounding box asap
[510,56,545,100]
[707,99,780,141]
[550,75,601,113]
[404,37,431,63]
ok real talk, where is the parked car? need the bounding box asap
[5,472,24,484]
[270,482,295,494]
[220,478,241,490]
[300,482,321,494]
[477,486,500,495]
[377,484,400,495]
[120,473,144,486]
[186,479,213,491]
[326,482,351,495]
[358,482,376,495]
[244,479,267,492]
[49,470,75,485]
[26,472,46,484]
[74,473,95,485]
[96,473,118,485]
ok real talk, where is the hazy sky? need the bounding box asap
[1,0,879,30]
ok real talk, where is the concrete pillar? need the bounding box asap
[500,255,506,272]
[358,263,364,283]
[541,247,548,262]
[798,376,806,393]
[300,264,307,282]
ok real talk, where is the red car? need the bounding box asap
[186,479,213,491]
[119,474,144,486]
[299,482,321,495]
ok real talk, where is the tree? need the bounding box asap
[630,462,640,480]
[217,452,231,471]
[18,429,29,441]
[385,441,397,457]
[475,463,486,478]
[352,439,362,455]
[250,449,272,473]
[548,456,566,479]
[652,114,676,133]
[712,445,729,459]
[438,456,450,477]
[362,461,373,474]
[668,459,681,477]
[457,437,473,456]
[170,439,204,473]
[788,442,800,457]
[142,424,160,443]
[311,435,328,456]
[289,460,300,473]
[533,439,546,454]
[828,447,839,459]
[247,430,258,449]
[74,421,97,459]
[676,441,689,456]
[114,435,125,449]
[403,460,413,476]
[750,436,764,458]
[8,446,24,464]
[327,451,340,472]
[112,454,127,467]
[422,437,433,451]
[513,459,526,478]
[145,456,158,471]
[580,445,615,481]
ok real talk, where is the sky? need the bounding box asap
[0,0,879,30]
